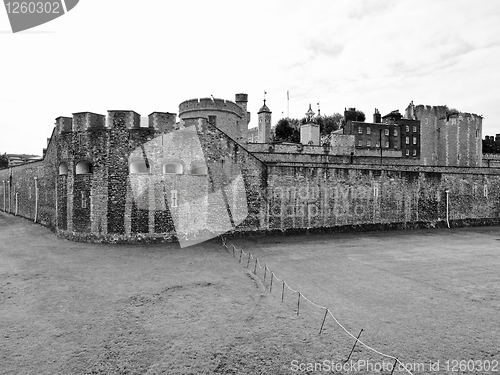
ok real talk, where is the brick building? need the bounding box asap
[343,108,420,161]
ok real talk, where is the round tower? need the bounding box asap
[178,94,248,142]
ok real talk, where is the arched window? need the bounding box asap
[75,161,93,175]
[129,160,150,174]
[191,162,208,175]
[59,162,68,176]
[163,162,183,174]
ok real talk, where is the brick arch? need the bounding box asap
[59,162,68,176]
[75,160,93,175]
[163,161,184,174]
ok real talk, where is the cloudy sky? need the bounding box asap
[1,0,499,156]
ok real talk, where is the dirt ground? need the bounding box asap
[1,212,499,374]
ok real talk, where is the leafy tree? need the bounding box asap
[344,109,366,122]
[0,153,8,170]
[317,113,344,135]
[272,118,300,143]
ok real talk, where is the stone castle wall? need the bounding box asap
[1,101,499,244]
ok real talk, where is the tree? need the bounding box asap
[317,113,344,135]
[0,153,8,170]
[344,109,366,122]
[272,118,300,143]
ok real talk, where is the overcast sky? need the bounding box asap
[1,0,499,156]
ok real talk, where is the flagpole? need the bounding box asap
[287,90,289,118]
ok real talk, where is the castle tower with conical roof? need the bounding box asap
[257,99,272,143]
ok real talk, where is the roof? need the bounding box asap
[258,100,271,114]
[382,110,402,119]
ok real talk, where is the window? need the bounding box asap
[384,129,389,136]
[484,185,488,198]
[413,136,417,145]
[405,149,410,156]
[81,191,87,208]
[129,160,150,174]
[163,162,183,174]
[406,125,410,132]
[171,190,178,207]
[59,162,68,176]
[413,126,417,133]
[366,127,371,135]
[373,184,379,198]
[29,187,32,199]
[406,136,410,145]
[385,141,389,148]
[376,140,380,148]
[366,140,371,147]
[191,162,208,175]
[413,149,417,156]
[394,129,398,137]
[358,140,363,147]
[208,116,217,126]
[75,161,93,175]
[358,126,362,134]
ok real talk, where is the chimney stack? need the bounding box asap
[373,108,381,123]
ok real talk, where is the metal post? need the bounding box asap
[254,258,257,274]
[319,309,329,334]
[344,329,364,363]
[246,253,250,268]
[297,292,301,316]
[281,281,285,302]
[270,273,273,292]
[390,358,398,375]
[239,249,242,263]
[264,266,267,282]
[445,189,450,228]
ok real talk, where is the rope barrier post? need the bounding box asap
[344,329,364,364]
[270,273,273,292]
[246,253,250,268]
[232,245,235,258]
[264,266,267,283]
[319,308,329,334]
[254,258,257,274]
[239,249,242,263]
[281,281,285,302]
[390,358,398,375]
[297,292,301,316]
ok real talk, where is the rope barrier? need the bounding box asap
[225,243,415,375]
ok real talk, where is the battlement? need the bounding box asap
[148,112,177,132]
[414,105,482,123]
[55,116,73,134]
[179,97,244,118]
[72,112,106,132]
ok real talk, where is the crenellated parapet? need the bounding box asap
[148,112,177,133]
[107,110,141,130]
[72,112,106,132]
[55,116,73,134]
[179,98,245,118]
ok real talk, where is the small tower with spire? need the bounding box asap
[300,103,320,145]
[257,92,272,143]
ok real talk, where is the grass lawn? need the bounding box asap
[1,212,499,374]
